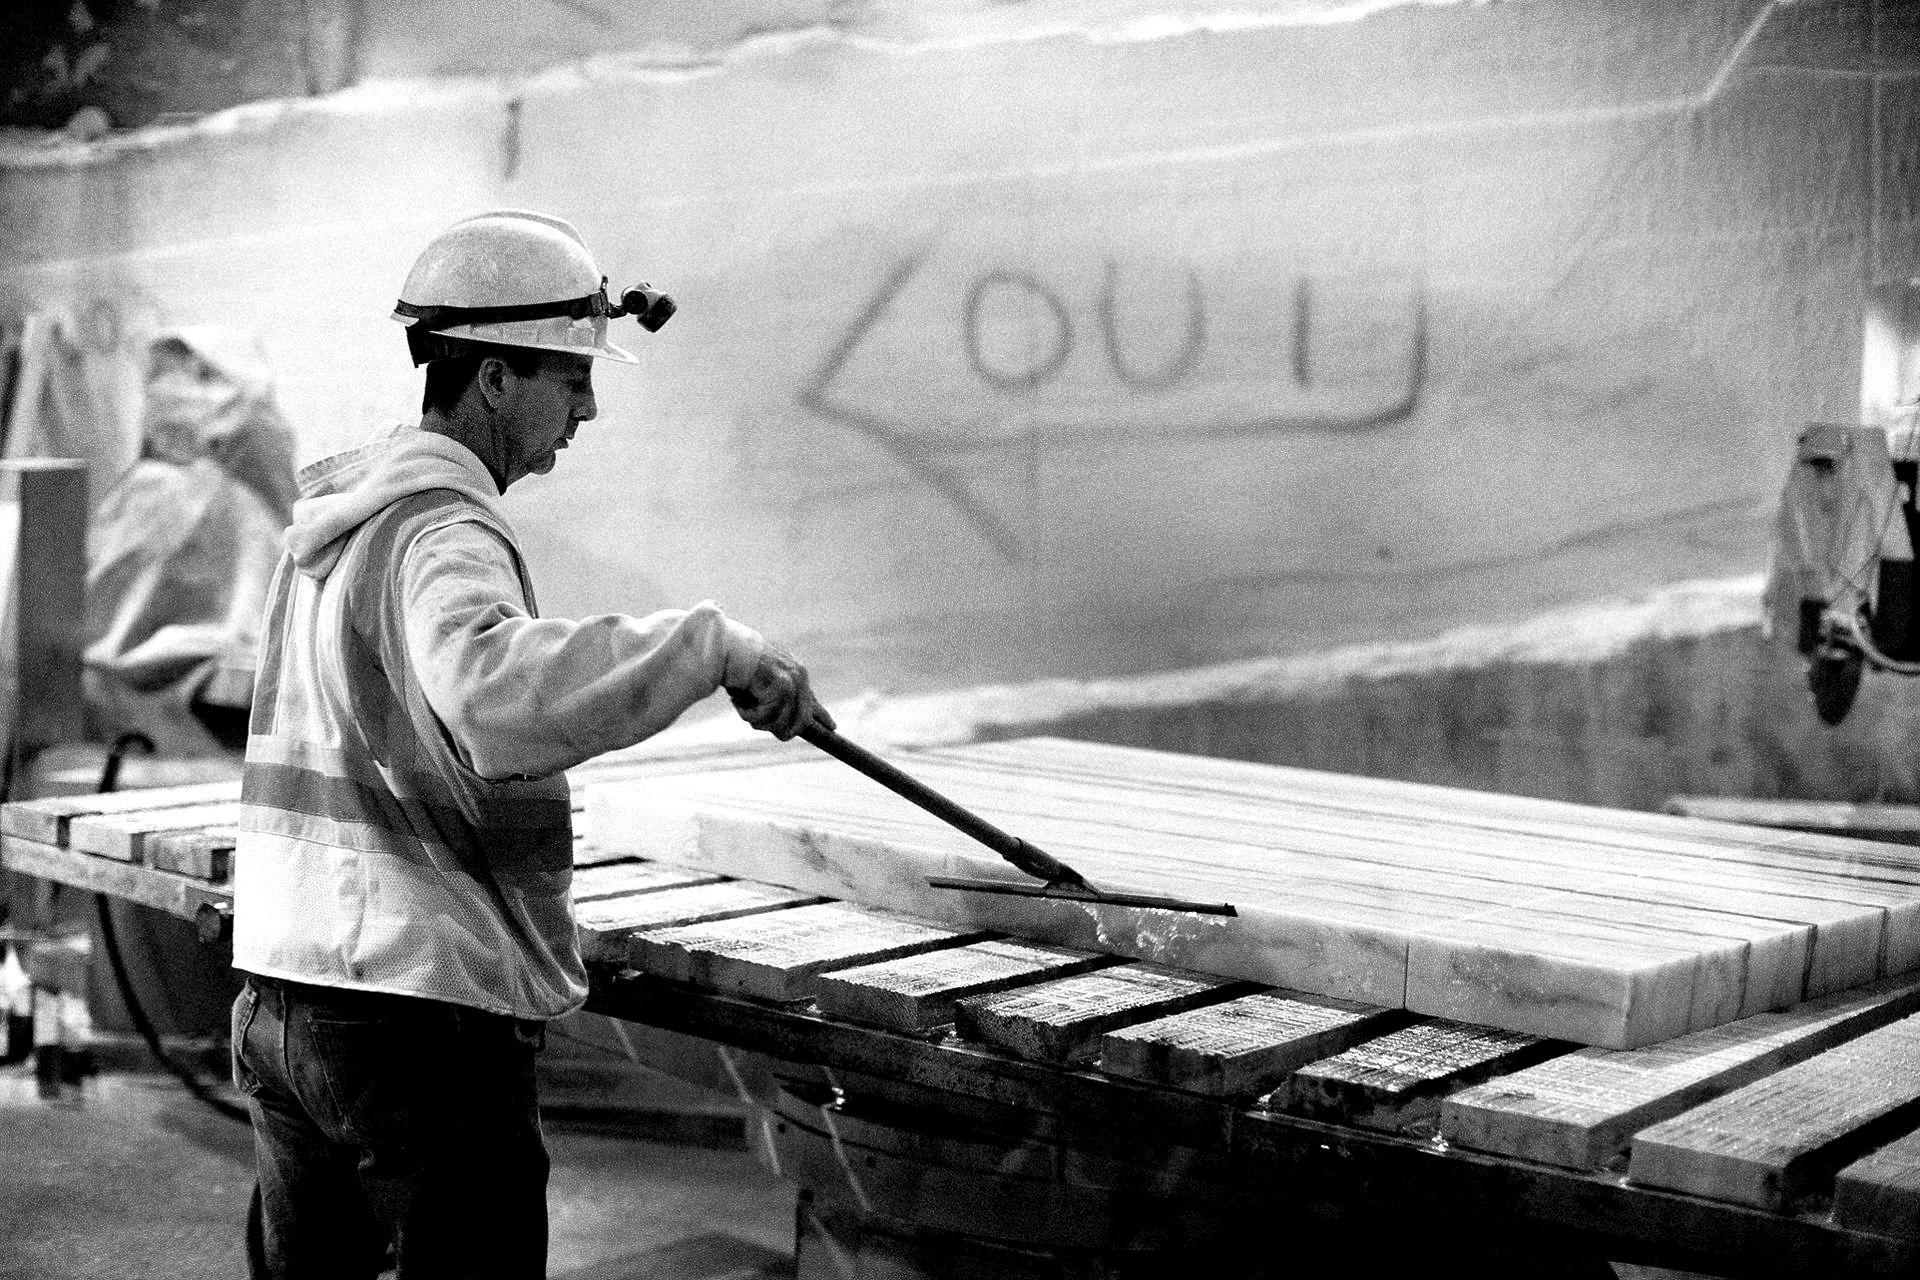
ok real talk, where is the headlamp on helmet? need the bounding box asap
[393,277,675,366]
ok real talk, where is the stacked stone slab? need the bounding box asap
[586,736,1920,1048]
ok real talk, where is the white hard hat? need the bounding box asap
[390,210,673,367]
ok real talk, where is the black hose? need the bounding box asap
[94,890,249,1124]
[97,732,154,795]
[89,733,249,1125]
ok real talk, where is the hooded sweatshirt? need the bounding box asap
[234,424,765,1018]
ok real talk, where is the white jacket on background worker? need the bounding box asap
[233,422,767,1019]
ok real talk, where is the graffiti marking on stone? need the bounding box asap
[800,247,1427,559]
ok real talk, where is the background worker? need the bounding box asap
[228,209,831,1279]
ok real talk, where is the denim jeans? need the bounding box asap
[232,974,549,1279]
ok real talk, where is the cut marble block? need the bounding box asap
[585,737,1920,1047]
[626,902,988,1001]
[919,742,1906,994]
[588,788,1421,1007]
[1406,894,1816,1049]
[1666,796,1920,845]
[939,737,1920,888]
[1442,973,1920,1169]
[1628,1013,1920,1209]
[1099,989,1402,1096]
[815,938,1117,1031]
[938,739,1916,867]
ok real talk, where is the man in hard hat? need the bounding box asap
[228,210,830,1279]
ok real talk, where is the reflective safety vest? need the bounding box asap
[234,488,587,1020]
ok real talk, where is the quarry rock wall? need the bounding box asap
[3,2,1916,780]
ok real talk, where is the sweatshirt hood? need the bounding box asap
[285,424,511,579]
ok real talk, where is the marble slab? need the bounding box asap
[936,740,1920,908]
[938,739,1918,867]
[1406,893,1814,1048]
[585,737,1920,1047]
[589,791,1466,1010]
[1666,796,1920,846]
[915,741,1920,947]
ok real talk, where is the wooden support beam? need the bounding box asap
[1100,990,1405,1097]
[1,781,239,846]
[816,939,1117,1031]
[1834,1126,1920,1236]
[955,964,1258,1065]
[570,859,724,903]
[1629,1013,1920,1210]
[574,881,823,964]
[585,970,1920,1278]
[0,835,228,921]
[67,803,240,863]
[626,903,988,1001]
[1269,1019,1560,1132]
[145,828,236,882]
[1443,973,1920,1170]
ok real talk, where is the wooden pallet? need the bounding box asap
[0,737,802,927]
[575,875,1920,1274]
[12,742,1920,1271]
[0,779,242,920]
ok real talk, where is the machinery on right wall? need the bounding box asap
[1765,279,1920,725]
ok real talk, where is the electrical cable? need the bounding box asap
[1834,611,1920,677]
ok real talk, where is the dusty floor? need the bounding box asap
[0,1061,796,1280]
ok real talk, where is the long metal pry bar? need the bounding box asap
[798,725,1238,917]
